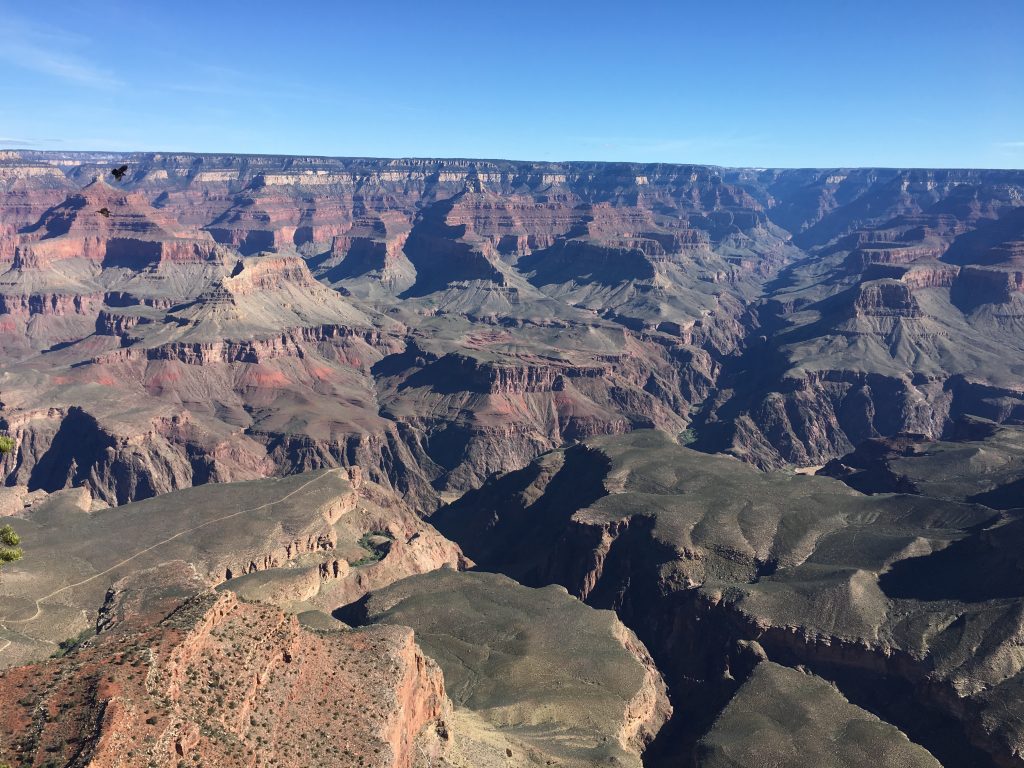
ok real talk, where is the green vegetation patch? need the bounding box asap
[349,531,394,567]
[51,628,95,659]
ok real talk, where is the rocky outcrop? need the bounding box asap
[863,261,961,289]
[2,406,276,505]
[434,430,1024,767]
[696,662,942,768]
[348,568,671,767]
[324,226,415,293]
[848,242,945,269]
[401,352,605,395]
[0,291,101,317]
[95,308,149,336]
[0,576,453,768]
[2,152,1024,503]
[90,323,388,365]
[0,468,467,668]
[852,280,923,317]
[954,265,1024,306]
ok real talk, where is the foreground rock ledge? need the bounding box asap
[0,570,452,768]
[350,568,671,767]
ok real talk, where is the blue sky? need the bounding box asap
[0,0,1021,168]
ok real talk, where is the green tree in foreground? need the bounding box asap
[0,524,22,569]
[0,438,23,580]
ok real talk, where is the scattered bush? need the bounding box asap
[52,628,93,659]
[0,524,22,570]
[349,531,394,567]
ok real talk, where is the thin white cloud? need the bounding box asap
[164,63,250,95]
[0,15,122,89]
[0,137,62,147]
[159,63,332,104]
[996,141,1024,149]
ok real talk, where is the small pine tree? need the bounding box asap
[0,435,16,576]
[0,524,22,570]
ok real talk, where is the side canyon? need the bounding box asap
[1,151,1023,767]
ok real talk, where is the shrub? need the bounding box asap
[349,531,394,567]
[0,524,22,569]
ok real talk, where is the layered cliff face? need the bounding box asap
[345,568,671,768]
[0,559,674,768]
[1,151,1023,504]
[0,569,454,768]
[0,469,463,667]
[693,188,1024,469]
[433,428,1024,768]
[0,154,768,505]
[6,151,1024,768]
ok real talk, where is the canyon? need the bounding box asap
[1,151,1023,767]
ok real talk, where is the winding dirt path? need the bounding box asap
[0,473,331,643]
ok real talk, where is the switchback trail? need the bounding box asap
[0,473,331,642]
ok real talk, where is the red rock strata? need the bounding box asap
[0,584,452,768]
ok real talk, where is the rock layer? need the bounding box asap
[2,153,1024,501]
[0,469,462,667]
[347,568,671,768]
[433,428,1024,767]
[0,570,452,768]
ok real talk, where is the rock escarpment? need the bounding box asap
[0,469,463,667]
[433,428,1024,767]
[4,152,1024,768]
[695,191,1024,469]
[0,569,453,768]
[695,662,941,768]
[2,153,1024,500]
[345,568,671,768]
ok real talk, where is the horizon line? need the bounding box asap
[3,147,1023,173]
